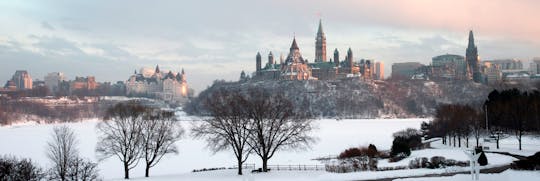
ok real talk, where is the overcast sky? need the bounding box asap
[1,0,539,93]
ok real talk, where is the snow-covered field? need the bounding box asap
[0,117,426,180]
[1,115,537,181]
[395,170,540,181]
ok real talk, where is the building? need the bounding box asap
[280,37,314,80]
[374,62,384,80]
[315,19,327,62]
[466,30,482,83]
[126,65,188,103]
[432,54,467,80]
[484,63,503,84]
[253,20,379,81]
[9,70,33,90]
[530,57,540,75]
[70,76,98,93]
[44,72,65,94]
[391,62,423,80]
[483,59,523,71]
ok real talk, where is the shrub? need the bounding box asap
[389,152,408,162]
[475,147,488,166]
[430,156,446,168]
[0,155,44,181]
[408,157,430,169]
[338,145,380,159]
[367,144,378,158]
[391,137,411,157]
[338,148,363,159]
[392,128,423,149]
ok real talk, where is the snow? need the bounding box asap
[0,117,426,180]
[431,136,540,157]
[395,170,540,181]
[377,147,516,169]
[0,115,536,180]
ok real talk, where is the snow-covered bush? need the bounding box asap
[430,156,446,168]
[0,155,44,181]
[337,144,380,159]
[408,157,430,169]
[325,156,378,173]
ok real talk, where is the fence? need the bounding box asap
[266,164,325,171]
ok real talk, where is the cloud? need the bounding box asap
[41,21,55,30]
[1,0,539,94]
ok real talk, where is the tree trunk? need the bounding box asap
[237,158,243,175]
[518,132,522,150]
[458,136,461,147]
[145,163,150,177]
[453,136,456,147]
[262,157,268,172]
[476,137,479,147]
[496,134,500,149]
[466,137,469,148]
[124,162,130,179]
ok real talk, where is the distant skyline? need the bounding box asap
[1,0,539,93]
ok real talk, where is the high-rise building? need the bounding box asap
[529,57,540,75]
[374,62,384,80]
[11,70,33,90]
[391,62,423,80]
[44,72,65,94]
[466,30,481,83]
[315,19,327,62]
[432,54,467,80]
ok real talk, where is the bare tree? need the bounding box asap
[46,126,79,181]
[244,88,316,172]
[192,89,253,175]
[141,110,184,177]
[96,102,147,179]
[66,158,100,181]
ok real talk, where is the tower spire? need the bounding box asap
[317,19,324,35]
[315,19,327,62]
[468,30,475,48]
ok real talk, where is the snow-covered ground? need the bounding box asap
[1,115,537,181]
[432,136,540,157]
[0,117,426,180]
[395,170,540,181]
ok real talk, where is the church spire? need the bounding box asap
[155,65,160,74]
[468,30,475,49]
[315,19,327,62]
[317,19,324,35]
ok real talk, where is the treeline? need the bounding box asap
[185,80,384,118]
[427,88,540,150]
[0,97,106,125]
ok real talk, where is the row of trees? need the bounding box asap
[429,89,540,150]
[429,104,485,148]
[485,89,540,150]
[95,102,184,179]
[191,87,316,175]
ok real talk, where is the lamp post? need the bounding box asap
[484,104,489,133]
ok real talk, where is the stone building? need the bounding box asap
[126,65,188,102]
[252,20,382,81]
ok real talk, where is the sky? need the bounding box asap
[1,0,539,93]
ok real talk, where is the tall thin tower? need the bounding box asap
[315,19,327,62]
[466,30,481,83]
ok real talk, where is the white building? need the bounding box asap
[44,72,65,94]
[126,65,188,103]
